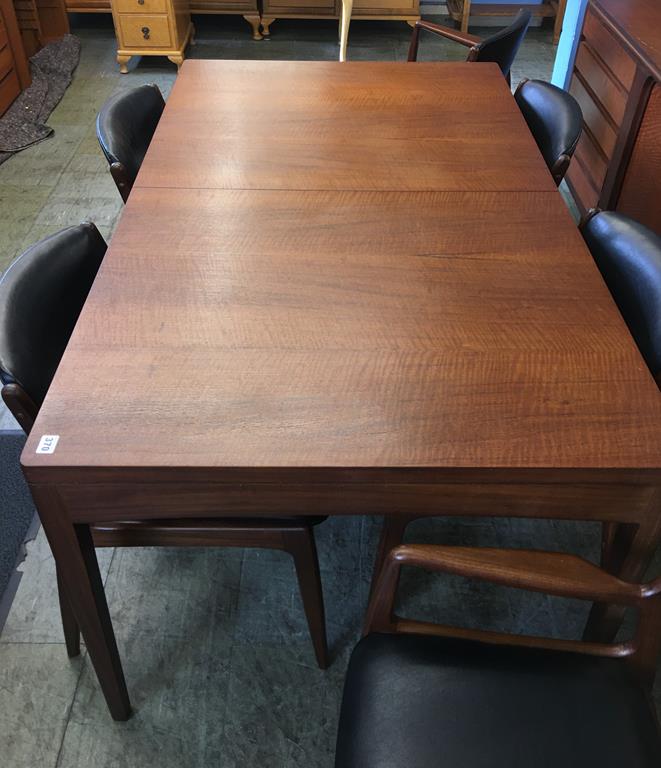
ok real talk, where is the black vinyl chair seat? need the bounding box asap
[515,79,583,185]
[335,632,661,768]
[582,211,661,381]
[0,222,106,406]
[96,84,165,202]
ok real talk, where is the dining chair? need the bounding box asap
[582,210,661,387]
[0,223,329,669]
[369,211,661,626]
[514,78,583,185]
[408,9,532,83]
[96,84,165,203]
[581,210,661,591]
[336,543,661,767]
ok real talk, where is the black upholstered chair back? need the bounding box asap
[0,223,107,432]
[515,79,583,185]
[582,211,661,384]
[96,84,165,202]
[471,9,531,78]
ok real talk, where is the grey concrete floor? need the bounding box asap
[4,17,655,768]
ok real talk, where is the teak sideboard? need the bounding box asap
[565,0,660,233]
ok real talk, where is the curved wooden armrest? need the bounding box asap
[408,19,481,61]
[416,20,481,46]
[388,544,653,603]
[366,543,661,635]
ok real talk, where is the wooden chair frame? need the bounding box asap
[408,20,482,65]
[366,543,661,688]
[109,162,133,204]
[2,380,328,668]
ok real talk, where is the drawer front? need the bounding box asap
[115,0,168,14]
[583,8,636,92]
[0,41,13,81]
[0,12,8,49]
[0,68,20,118]
[570,75,618,160]
[118,14,172,48]
[566,153,600,215]
[262,0,336,12]
[352,0,416,10]
[573,128,608,193]
[574,43,627,128]
[190,0,258,10]
[617,85,661,235]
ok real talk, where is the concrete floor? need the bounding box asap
[4,17,653,768]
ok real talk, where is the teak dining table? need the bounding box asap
[21,61,661,721]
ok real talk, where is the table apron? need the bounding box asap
[33,481,661,526]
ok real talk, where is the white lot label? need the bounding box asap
[36,435,59,454]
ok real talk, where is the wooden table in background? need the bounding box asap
[21,61,661,720]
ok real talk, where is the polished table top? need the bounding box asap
[22,61,661,484]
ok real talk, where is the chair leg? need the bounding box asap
[56,567,81,658]
[283,527,329,670]
[369,515,415,599]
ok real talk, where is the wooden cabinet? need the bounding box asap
[565,0,661,234]
[12,0,69,58]
[64,0,261,41]
[0,0,30,116]
[260,0,419,34]
[110,0,193,72]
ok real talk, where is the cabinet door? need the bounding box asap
[616,84,661,234]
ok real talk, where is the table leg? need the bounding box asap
[584,513,661,642]
[339,0,352,63]
[30,485,131,721]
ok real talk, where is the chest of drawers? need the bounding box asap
[565,0,660,233]
[0,0,30,117]
[111,0,193,72]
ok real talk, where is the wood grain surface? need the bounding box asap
[135,61,557,192]
[22,186,661,477]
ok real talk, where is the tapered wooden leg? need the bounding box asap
[461,0,471,34]
[553,0,567,45]
[339,0,352,62]
[369,515,415,599]
[283,528,328,669]
[243,14,263,40]
[117,54,130,74]
[261,17,275,37]
[56,567,80,658]
[584,512,661,642]
[31,486,131,721]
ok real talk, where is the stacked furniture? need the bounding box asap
[447,0,566,44]
[12,0,68,57]
[0,0,30,116]
[565,0,660,234]
[260,0,418,39]
[65,0,263,41]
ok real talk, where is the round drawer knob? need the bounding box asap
[142,26,150,39]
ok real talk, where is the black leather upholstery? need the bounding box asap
[0,223,106,407]
[335,632,661,768]
[96,84,165,199]
[474,9,531,78]
[515,79,583,183]
[582,211,661,380]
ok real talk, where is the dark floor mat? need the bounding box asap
[0,34,81,164]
